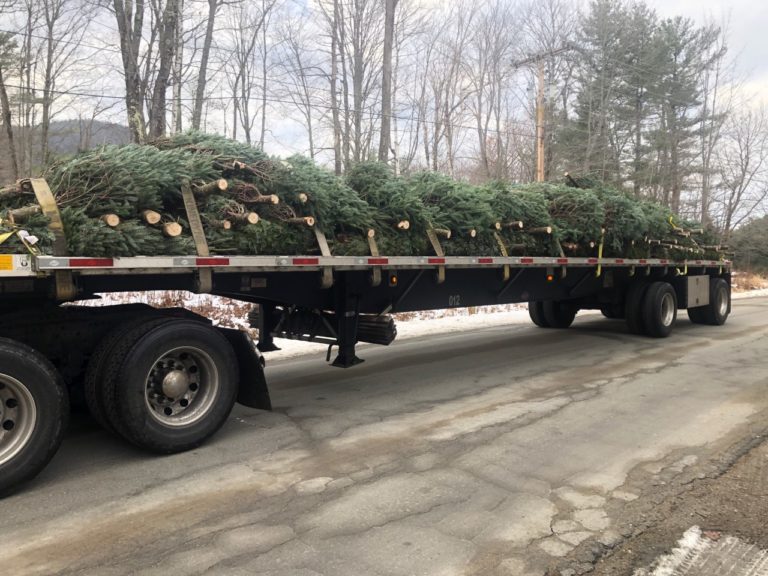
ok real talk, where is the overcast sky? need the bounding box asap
[644,0,768,103]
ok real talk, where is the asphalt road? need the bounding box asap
[2,297,767,576]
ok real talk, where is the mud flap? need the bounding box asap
[217,327,272,411]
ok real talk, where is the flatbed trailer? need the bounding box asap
[0,250,732,495]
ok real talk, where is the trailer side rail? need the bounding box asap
[0,254,731,277]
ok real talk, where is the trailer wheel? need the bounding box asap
[624,282,648,335]
[600,303,624,319]
[542,301,577,328]
[0,338,69,497]
[528,301,550,328]
[101,319,238,453]
[642,281,677,338]
[85,315,174,433]
[688,278,730,326]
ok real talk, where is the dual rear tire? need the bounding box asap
[529,300,578,329]
[624,281,677,338]
[623,277,730,338]
[688,278,730,326]
[85,317,239,453]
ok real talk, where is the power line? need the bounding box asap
[2,82,537,140]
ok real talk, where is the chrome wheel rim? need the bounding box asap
[661,292,676,326]
[0,375,37,466]
[144,347,219,427]
[716,287,728,316]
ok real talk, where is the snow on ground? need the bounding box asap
[633,526,768,576]
[74,286,768,363]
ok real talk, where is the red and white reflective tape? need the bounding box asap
[31,255,731,272]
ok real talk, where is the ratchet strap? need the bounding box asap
[367,233,382,287]
[492,231,510,282]
[426,228,446,284]
[181,181,212,293]
[23,179,76,300]
[312,227,334,289]
[596,229,605,278]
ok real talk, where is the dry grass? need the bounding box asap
[732,271,768,292]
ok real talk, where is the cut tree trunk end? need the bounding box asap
[503,221,524,230]
[469,229,477,238]
[287,216,314,227]
[529,226,552,235]
[6,204,41,223]
[163,222,183,237]
[142,210,162,225]
[298,193,308,204]
[101,214,121,227]
[396,220,410,230]
[433,228,451,239]
[231,212,260,225]
[367,229,376,238]
[251,194,280,205]
[0,183,24,199]
[194,179,228,195]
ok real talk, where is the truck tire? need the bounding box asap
[542,300,577,328]
[624,281,648,335]
[600,303,624,319]
[528,301,550,328]
[85,315,176,434]
[100,319,239,453]
[0,338,69,497]
[642,281,677,338]
[688,278,730,326]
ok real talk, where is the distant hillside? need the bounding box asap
[0,120,130,183]
[47,119,131,155]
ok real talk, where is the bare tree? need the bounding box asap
[148,0,180,137]
[0,33,19,179]
[112,0,148,142]
[222,0,274,144]
[38,0,93,162]
[277,18,324,159]
[377,0,397,162]
[714,106,768,239]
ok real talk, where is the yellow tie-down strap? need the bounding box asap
[0,229,41,256]
[21,179,76,300]
[24,178,68,257]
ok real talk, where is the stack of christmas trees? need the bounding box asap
[0,132,723,261]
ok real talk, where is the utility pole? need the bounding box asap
[512,46,571,182]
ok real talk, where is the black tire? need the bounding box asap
[600,303,624,319]
[624,282,648,335]
[688,278,730,326]
[642,281,677,338]
[528,301,550,328]
[102,319,238,453]
[85,315,172,433]
[0,338,69,497]
[542,300,577,328]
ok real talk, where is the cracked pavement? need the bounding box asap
[1,297,767,576]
